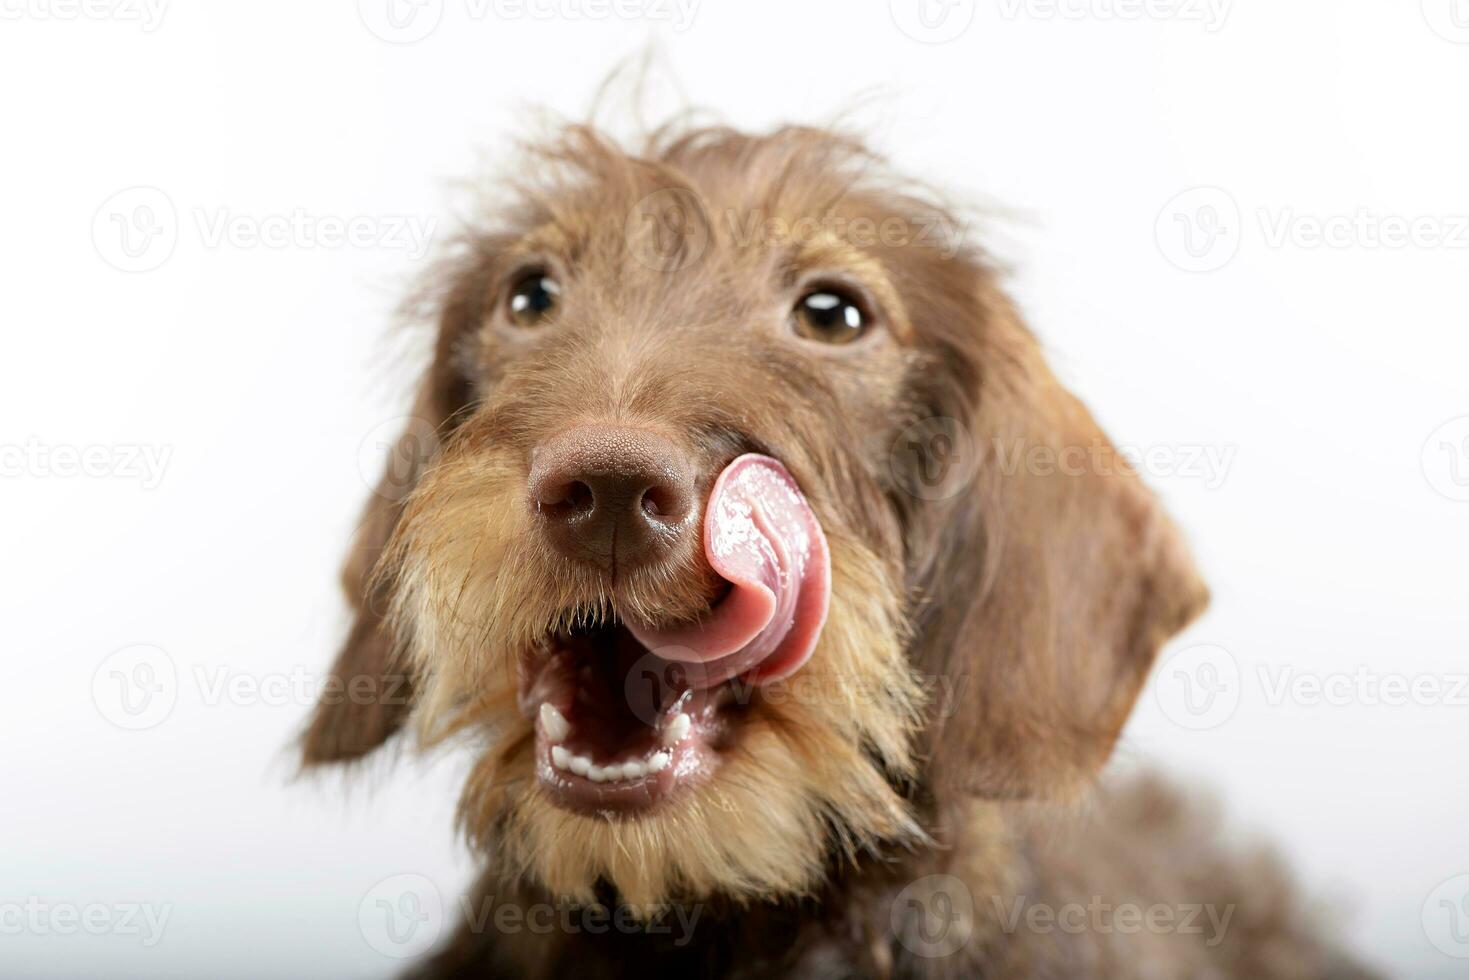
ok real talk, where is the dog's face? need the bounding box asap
[303,126,1208,911]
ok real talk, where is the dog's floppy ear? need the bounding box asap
[916,293,1209,802]
[300,302,475,767]
[299,391,439,766]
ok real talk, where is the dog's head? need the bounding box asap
[302,124,1207,909]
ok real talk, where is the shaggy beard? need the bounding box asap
[381,448,928,909]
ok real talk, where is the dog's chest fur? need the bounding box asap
[409,779,1374,980]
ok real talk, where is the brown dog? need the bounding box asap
[302,122,1369,978]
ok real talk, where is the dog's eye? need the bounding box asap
[791,288,868,344]
[506,273,560,328]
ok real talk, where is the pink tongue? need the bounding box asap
[624,454,830,690]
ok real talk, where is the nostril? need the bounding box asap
[537,479,595,517]
[639,483,690,523]
[563,480,594,513]
[640,487,669,520]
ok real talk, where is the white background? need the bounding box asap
[3,1,1468,976]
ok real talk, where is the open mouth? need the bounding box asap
[519,622,729,815]
[517,454,831,817]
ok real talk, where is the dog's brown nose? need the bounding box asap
[528,426,696,572]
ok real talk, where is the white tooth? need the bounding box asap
[662,712,691,746]
[605,763,629,781]
[539,703,570,743]
[621,760,647,780]
[646,751,671,773]
[551,746,571,770]
[569,755,591,776]
[587,765,608,783]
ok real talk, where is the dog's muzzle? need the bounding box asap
[521,427,833,814]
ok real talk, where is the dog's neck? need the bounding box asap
[423,799,1038,979]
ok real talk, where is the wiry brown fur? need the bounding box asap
[301,119,1372,979]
